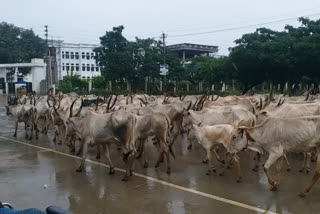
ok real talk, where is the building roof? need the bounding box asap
[166,43,218,58]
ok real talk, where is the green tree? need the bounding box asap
[0,22,45,64]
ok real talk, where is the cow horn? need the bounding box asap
[277,97,282,106]
[110,95,118,109]
[186,102,192,111]
[95,96,100,111]
[106,95,113,112]
[213,95,219,101]
[138,98,147,106]
[305,90,310,101]
[258,97,263,110]
[74,98,83,117]
[33,97,36,106]
[69,98,78,117]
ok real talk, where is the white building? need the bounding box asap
[49,41,101,81]
[0,58,46,94]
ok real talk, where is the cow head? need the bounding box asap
[228,126,255,154]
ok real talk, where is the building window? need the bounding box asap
[91,64,94,71]
[76,64,79,71]
[65,51,69,59]
[71,52,74,59]
[71,63,74,72]
[66,63,70,71]
[62,63,65,71]
[62,51,65,59]
[96,67,99,72]
[86,52,90,60]
[87,76,90,79]
[87,64,90,71]
[75,52,79,59]
[82,64,85,71]
[91,52,95,59]
[82,52,85,59]
[82,76,86,79]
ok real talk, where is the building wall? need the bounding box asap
[51,41,101,81]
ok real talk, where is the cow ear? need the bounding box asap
[245,131,256,142]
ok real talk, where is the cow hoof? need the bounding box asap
[299,169,304,173]
[96,154,101,160]
[129,170,133,176]
[122,176,129,181]
[155,163,160,168]
[202,159,208,164]
[13,134,17,138]
[25,136,28,139]
[36,136,39,140]
[109,168,115,175]
[58,142,62,145]
[299,192,307,197]
[29,137,32,140]
[287,168,291,172]
[166,168,171,174]
[117,147,122,151]
[219,172,224,176]
[306,169,310,174]
[212,169,216,172]
[187,145,192,150]
[143,162,149,168]
[76,168,83,173]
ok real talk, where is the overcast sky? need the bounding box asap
[1,0,320,55]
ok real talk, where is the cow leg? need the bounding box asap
[24,122,29,139]
[283,154,291,171]
[161,141,171,174]
[76,140,88,172]
[206,149,216,175]
[77,141,83,156]
[264,150,283,191]
[252,153,261,171]
[233,155,242,183]
[155,150,164,168]
[136,139,144,160]
[300,152,307,173]
[96,145,101,160]
[305,152,311,173]
[213,146,225,164]
[104,144,115,174]
[122,153,136,181]
[13,121,18,137]
[29,121,33,140]
[299,147,320,197]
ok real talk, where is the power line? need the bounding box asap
[168,12,320,38]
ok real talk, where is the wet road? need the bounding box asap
[0,95,319,214]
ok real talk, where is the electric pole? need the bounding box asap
[161,32,167,93]
[45,25,52,89]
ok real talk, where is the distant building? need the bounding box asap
[166,43,219,61]
[0,58,46,94]
[49,41,101,81]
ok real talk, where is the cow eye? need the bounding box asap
[232,135,237,140]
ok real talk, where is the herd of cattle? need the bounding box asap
[5,90,320,197]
